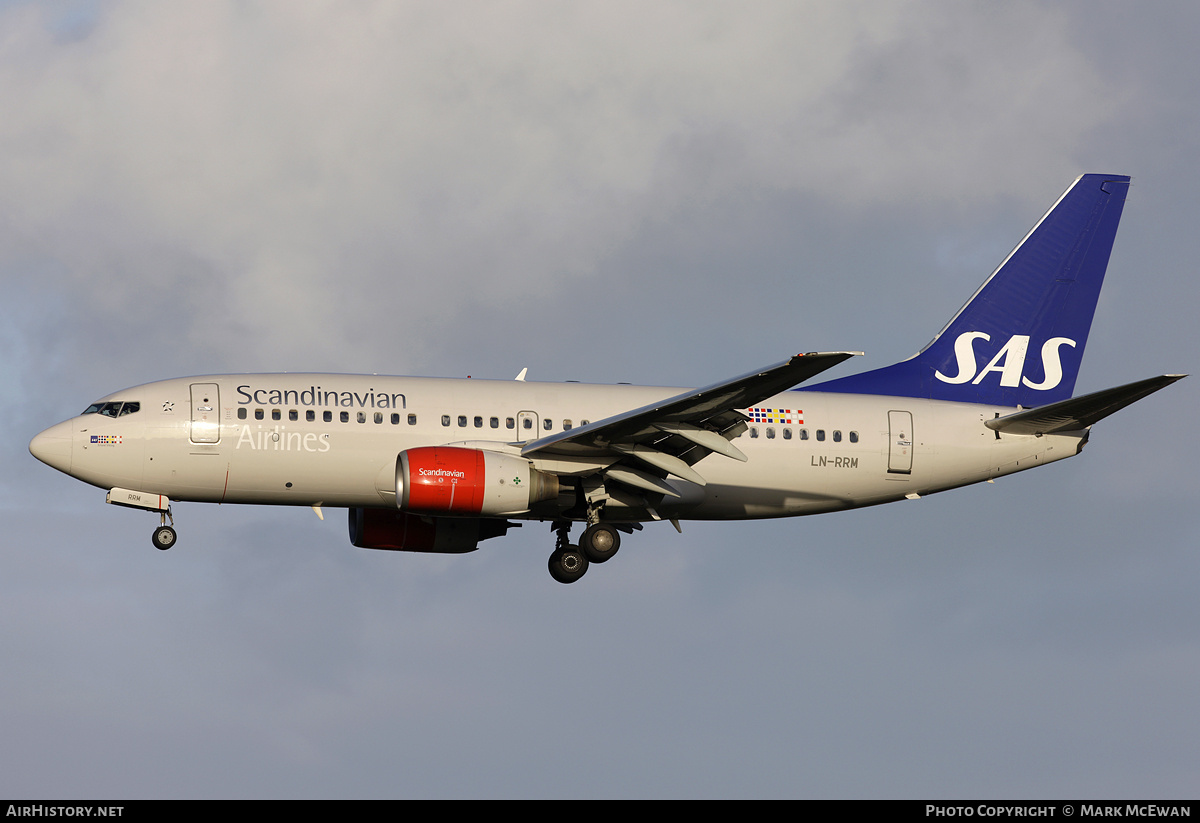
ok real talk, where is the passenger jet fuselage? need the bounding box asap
[29,175,1185,583]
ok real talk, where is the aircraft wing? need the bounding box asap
[521,351,860,494]
[985,374,1186,436]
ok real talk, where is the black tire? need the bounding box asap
[580,523,621,564]
[152,525,177,551]
[548,545,589,584]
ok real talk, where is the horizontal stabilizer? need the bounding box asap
[985,374,1186,435]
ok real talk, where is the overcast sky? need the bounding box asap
[4,1,1198,799]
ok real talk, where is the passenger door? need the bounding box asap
[190,383,221,444]
[887,410,913,475]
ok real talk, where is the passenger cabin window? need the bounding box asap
[507,418,516,429]
[272,409,281,421]
[307,410,316,422]
[816,430,825,441]
[474,416,483,428]
[289,410,298,421]
[849,431,859,443]
[324,411,333,423]
[237,408,247,420]
[833,430,842,442]
[441,415,451,427]
[255,409,264,420]
[340,411,349,423]
[490,417,499,429]
[408,414,417,425]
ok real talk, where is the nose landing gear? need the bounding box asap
[104,487,178,552]
[152,525,177,550]
[151,509,176,551]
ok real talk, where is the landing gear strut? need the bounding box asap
[151,509,177,551]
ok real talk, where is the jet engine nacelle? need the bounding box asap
[348,507,511,553]
[396,446,558,516]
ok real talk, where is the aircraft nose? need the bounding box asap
[29,420,73,474]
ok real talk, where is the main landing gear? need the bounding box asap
[547,521,623,584]
[151,509,177,551]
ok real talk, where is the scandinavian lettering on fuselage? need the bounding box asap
[236,384,407,410]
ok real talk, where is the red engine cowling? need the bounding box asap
[348,508,510,553]
[396,446,558,516]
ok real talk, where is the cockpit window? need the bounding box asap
[82,401,140,417]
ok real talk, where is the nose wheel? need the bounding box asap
[152,525,177,550]
[151,509,177,551]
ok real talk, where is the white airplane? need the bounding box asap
[30,174,1184,583]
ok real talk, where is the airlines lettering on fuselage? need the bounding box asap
[28,174,1186,584]
[934,333,1077,390]
[235,425,332,452]
[236,384,407,409]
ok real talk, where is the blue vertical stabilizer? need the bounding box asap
[808,174,1131,406]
